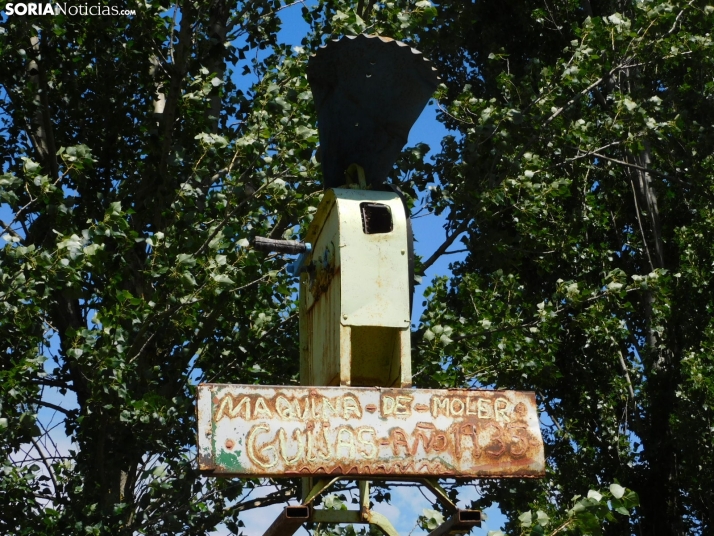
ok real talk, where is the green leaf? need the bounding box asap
[535,510,549,526]
[177,254,196,266]
[211,274,234,285]
[420,509,444,530]
[519,510,533,527]
[587,490,602,502]
[295,125,317,140]
[609,483,625,499]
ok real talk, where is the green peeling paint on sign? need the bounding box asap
[216,449,244,472]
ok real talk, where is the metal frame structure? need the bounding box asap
[198,33,542,536]
[286,39,458,532]
[263,478,481,536]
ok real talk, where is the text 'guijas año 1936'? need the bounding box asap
[197,385,545,478]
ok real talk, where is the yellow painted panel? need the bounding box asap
[350,326,402,387]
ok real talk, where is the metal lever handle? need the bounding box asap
[254,236,309,255]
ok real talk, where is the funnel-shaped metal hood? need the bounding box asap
[307,35,439,189]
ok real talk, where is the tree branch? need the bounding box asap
[27,35,59,180]
[157,2,196,182]
[630,178,655,272]
[419,218,471,275]
[31,398,74,417]
[451,288,638,343]
[610,337,636,402]
[0,219,23,241]
[503,58,641,182]
[588,150,674,182]
[193,172,269,259]
[30,438,61,505]
[231,486,297,512]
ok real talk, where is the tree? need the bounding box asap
[0,0,710,535]
[411,0,714,534]
[1,1,317,533]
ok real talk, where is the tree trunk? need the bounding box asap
[629,143,684,535]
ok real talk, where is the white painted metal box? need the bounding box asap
[299,189,411,388]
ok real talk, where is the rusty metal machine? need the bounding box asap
[295,34,443,390]
[197,34,545,536]
[298,187,412,389]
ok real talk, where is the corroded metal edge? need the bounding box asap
[197,384,545,479]
[309,33,440,80]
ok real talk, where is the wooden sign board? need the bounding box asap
[197,384,545,478]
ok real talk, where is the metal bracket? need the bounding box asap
[263,505,401,536]
[286,243,313,276]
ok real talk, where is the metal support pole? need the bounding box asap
[359,480,370,519]
[365,510,401,536]
[312,510,362,524]
[420,478,458,513]
[425,509,482,536]
[303,477,341,504]
[261,479,479,536]
[262,505,311,536]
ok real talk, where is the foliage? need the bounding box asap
[417,507,444,531]
[414,0,714,534]
[1,0,316,533]
[486,484,639,536]
[518,484,639,536]
[0,0,712,535]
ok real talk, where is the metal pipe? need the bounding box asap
[365,510,401,536]
[262,505,310,536]
[420,478,458,513]
[312,510,362,524]
[253,236,309,254]
[425,510,482,536]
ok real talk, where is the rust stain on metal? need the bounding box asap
[197,384,545,478]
